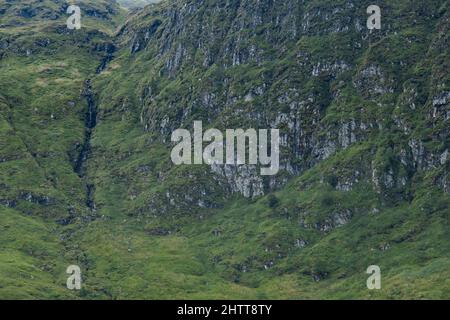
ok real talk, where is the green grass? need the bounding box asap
[0,0,449,299]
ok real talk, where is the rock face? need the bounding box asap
[0,0,449,299]
[93,0,449,211]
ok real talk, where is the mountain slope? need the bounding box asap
[0,0,126,298]
[0,0,449,299]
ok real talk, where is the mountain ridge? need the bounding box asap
[0,0,448,299]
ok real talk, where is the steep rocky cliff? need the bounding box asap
[0,0,449,299]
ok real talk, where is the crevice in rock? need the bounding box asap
[75,79,97,211]
[96,44,116,74]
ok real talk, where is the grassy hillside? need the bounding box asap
[0,0,449,299]
[0,0,126,298]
